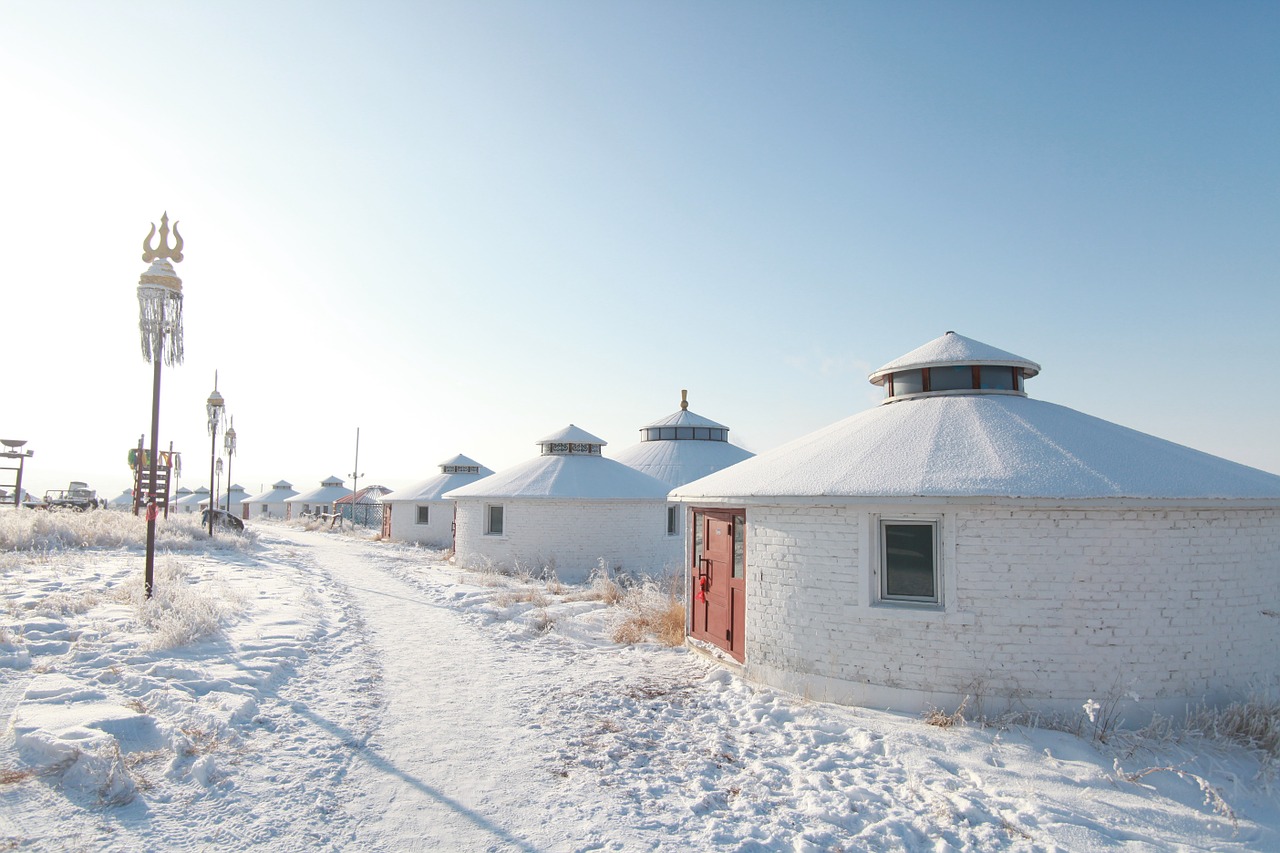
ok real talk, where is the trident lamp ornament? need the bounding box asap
[137,212,185,367]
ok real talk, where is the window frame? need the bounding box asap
[415,505,430,525]
[484,503,505,536]
[876,517,942,608]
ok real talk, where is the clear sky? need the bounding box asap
[2,1,1277,501]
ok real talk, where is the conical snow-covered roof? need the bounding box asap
[174,486,208,507]
[674,333,1280,502]
[382,454,494,502]
[613,391,753,488]
[445,426,670,500]
[869,330,1040,384]
[287,476,352,505]
[245,481,298,504]
[109,489,134,507]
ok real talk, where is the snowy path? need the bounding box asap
[262,527,709,852]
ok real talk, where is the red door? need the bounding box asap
[690,509,746,662]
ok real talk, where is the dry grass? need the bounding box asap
[611,584,686,647]
[1190,696,1280,758]
[495,589,549,608]
[923,697,968,728]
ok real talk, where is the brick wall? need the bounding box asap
[739,503,1280,719]
[386,499,455,547]
[454,498,684,583]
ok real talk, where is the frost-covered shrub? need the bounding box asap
[0,509,254,554]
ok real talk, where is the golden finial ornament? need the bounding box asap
[142,212,184,263]
[680,389,688,410]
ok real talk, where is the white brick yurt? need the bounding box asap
[107,489,135,510]
[205,484,250,518]
[243,480,298,520]
[671,331,1280,722]
[380,454,494,546]
[173,486,207,515]
[612,391,754,491]
[446,425,680,583]
[285,476,351,520]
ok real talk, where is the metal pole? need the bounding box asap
[143,303,163,598]
[208,419,218,536]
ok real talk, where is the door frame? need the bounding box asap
[688,507,746,662]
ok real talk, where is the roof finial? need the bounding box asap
[142,212,184,263]
[680,389,688,410]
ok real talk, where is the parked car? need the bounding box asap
[201,508,245,531]
[43,481,100,510]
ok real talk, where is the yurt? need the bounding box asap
[244,480,297,519]
[285,476,352,519]
[445,425,680,583]
[612,391,755,494]
[204,484,250,517]
[380,454,494,546]
[173,486,207,515]
[107,489,135,510]
[671,331,1280,722]
[335,485,392,527]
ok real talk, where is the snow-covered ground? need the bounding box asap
[0,509,1277,851]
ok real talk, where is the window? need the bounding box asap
[416,505,430,524]
[978,366,1016,391]
[667,505,679,536]
[880,520,939,604]
[732,513,745,579]
[929,365,971,391]
[485,504,504,535]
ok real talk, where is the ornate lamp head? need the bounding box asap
[137,212,185,367]
[224,417,237,456]
[207,377,225,436]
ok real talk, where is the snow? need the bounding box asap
[380,456,494,503]
[869,331,1041,382]
[446,452,672,500]
[611,437,755,489]
[1,509,1278,850]
[672,393,1280,500]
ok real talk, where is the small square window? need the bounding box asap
[416,505,430,524]
[485,504,504,535]
[880,520,939,604]
[667,505,679,536]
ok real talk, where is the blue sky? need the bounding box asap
[2,1,1277,499]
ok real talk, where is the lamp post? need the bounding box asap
[137,213,185,598]
[215,457,223,519]
[1,440,34,508]
[224,417,237,521]
[206,375,224,537]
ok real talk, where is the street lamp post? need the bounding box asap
[137,213,185,598]
[224,417,237,520]
[215,457,223,519]
[206,375,224,537]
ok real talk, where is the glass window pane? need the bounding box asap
[693,512,704,562]
[930,365,971,391]
[979,366,1015,391]
[487,505,504,535]
[732,514,745,579]
[416,505,430,524]
[892,370,923,396]
[883,522,936,601]
[676,427,693,440]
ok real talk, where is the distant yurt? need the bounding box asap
[671,331,1280,722]
[612,391,754,494]
[204,484,250,518]
[107,489,135,510]
[445,425,680,583]
[335,485,392,528]
[285,476,351,519]
[173,486,207,515]
[244,480,297,519]
[380,454,494,546]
